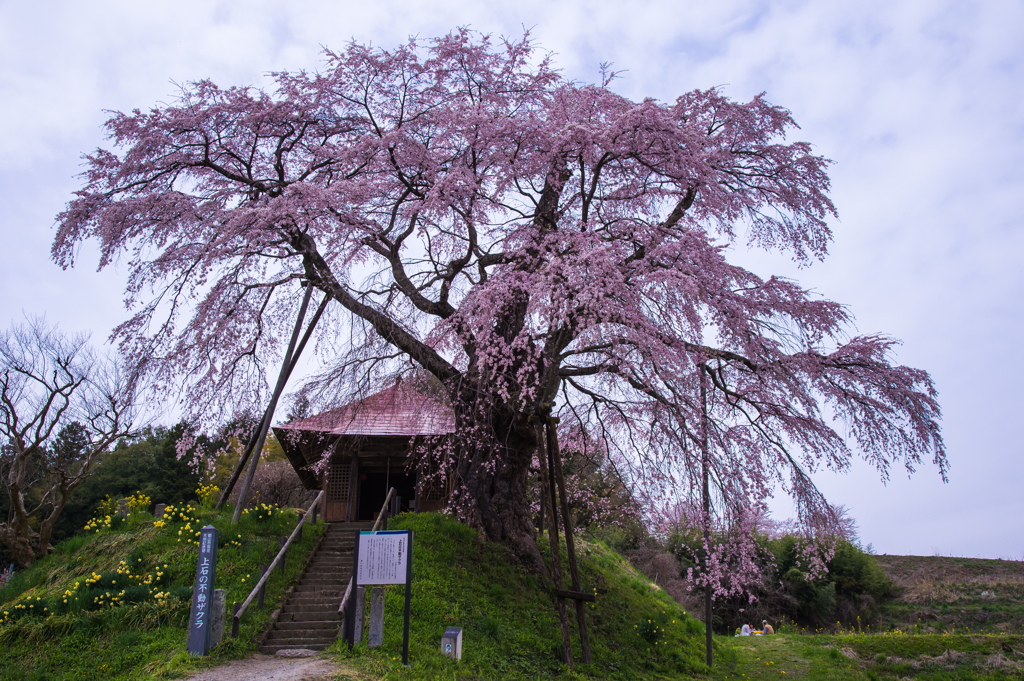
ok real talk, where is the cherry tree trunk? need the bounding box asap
[447,404,544,568]
[0,524,39,567]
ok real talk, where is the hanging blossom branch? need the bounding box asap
[53,29,944,569]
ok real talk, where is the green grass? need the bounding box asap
[0,503,325,680]
[873,555,1024,635]
[23,510,1023,680]
[328,512,710,679]
[710,632,1024,680]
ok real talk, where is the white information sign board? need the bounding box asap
[356,530,410,585]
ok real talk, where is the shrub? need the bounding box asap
[4,595,51,622]
[227,460,317,510]
[478,615,500,639]
[638,616,667,644]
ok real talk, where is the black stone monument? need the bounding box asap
[186,525,219,655]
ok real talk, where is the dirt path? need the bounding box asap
[185,653,360,681]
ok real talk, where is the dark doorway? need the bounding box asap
[358,470,416,520]
[389,472,416,513]
[359,473,388,521]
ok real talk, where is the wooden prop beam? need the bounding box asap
[216,286,330,510]
[547,415,592,664]
[537,420,574,670]
[554,589,596,602]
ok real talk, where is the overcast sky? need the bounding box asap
[1,0,1021,559]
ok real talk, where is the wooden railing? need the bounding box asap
[337,486,396,619]
[232,490,324,636]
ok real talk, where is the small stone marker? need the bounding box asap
[186,525,219,656]
[210,589,226,646]
[116,497,131,516]
[354,587,366,643]
[368,587,385,647]
[154,503,166,518]
[441,626,463,660]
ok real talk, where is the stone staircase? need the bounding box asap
[259,521,374,654]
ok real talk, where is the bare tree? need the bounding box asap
[0,318,140,566]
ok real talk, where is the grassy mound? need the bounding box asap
[0,503,325,680]
[330,512,709,680]
[1,509,711,680]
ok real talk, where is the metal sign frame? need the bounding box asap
[347,529,413,665]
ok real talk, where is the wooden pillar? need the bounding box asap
[347,453,359,522]
[548,416,591,663]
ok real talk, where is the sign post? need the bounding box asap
[187,526,219,655]
[347,530,413,665]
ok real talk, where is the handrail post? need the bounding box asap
[336,487,396,618]
[233,490,324,631]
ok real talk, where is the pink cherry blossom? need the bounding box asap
[53,30,944,571]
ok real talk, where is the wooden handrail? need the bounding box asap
[233,490,324,631]
[337,486,396,615]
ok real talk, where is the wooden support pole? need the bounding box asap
[217,289,330,510]
[232,283,315,524]
[700,369,713,669]
[537,422,574,670]
[538,469,545,533]
[547,416,591,663]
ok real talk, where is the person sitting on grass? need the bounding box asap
[740,623,752,636]
[762,620,775,635]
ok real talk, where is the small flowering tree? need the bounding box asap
[54,30,945,577]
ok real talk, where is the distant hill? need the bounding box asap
[874,554,1024,633]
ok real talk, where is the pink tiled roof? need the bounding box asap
[277,384,456,436]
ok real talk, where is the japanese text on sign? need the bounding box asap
[356,531,409,585]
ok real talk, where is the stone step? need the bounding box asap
[288,596,342,607]
[259,642,331,654]
[299,578,349,586]
[266,628,338,642]
[296,587,345,593]
[312,549,353,556]
[255,522,374,649]
[275,620,341,631]
[304,564,350,571]
[292,585,345,594]
[283,602,337,613]
[278,610,342,622]
[301,571,350,577]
